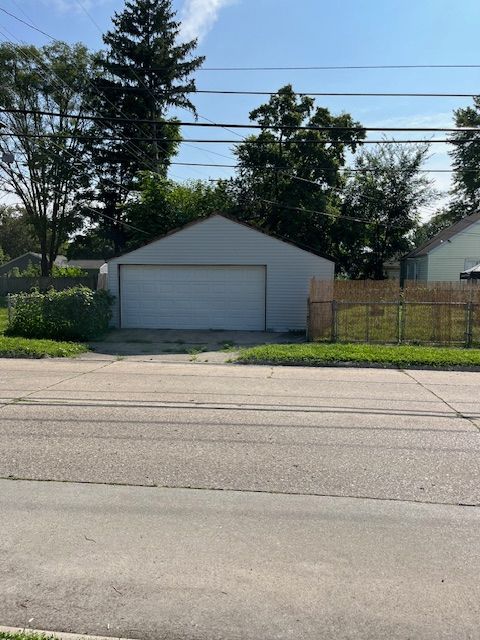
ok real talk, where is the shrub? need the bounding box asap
[52,265,88,277]
[8,263,88,277]
[6,286,113,341]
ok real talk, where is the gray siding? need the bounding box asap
[417,256,428,280]
[427,220,480,281]
[108,215,334,331]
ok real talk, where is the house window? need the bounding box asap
[464,258,480,271]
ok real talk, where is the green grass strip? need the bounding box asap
[0,336,87,358]
[237,342,480,369]
[0,633,59,640]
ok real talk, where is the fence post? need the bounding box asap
[332,300,338,342]
[397,300,402,344]
[365,304,370,343]
[466,301,473,348]
[306,297,311,341]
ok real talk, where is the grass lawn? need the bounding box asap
[0,633,58,640]
[236,342,480,369]
[0,298,87,359]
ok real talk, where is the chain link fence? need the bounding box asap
[308,280,480,346]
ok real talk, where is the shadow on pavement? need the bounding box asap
[89,328,305,357]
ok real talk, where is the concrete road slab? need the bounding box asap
[411,384,480,403]
[1,402,478,504]
[37,374,437,403]
[0,399,471,431]
[446,403,480,417]
[103,361,411,383]
[406,369,480,386]
[1,480,479,640]
[0,359,108,373]
[103,361,275,377]
[18,389,456,417]
[0,360,114,398]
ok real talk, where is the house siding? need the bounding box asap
[404,256,428,281]
[108,215,334,331]
[417,256,428,280]
[427,220,480,281]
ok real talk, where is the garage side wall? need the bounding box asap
[108,215,334,331]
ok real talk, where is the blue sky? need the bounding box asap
[2,0,480,215]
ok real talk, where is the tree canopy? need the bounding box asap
[0,42,94,275]
[87,0,205,254]
[231,85,365,256]
[340,144,436,278]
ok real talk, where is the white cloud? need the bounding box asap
[41,0,112,13]
[179,0,235,43]
[366,112,454,129]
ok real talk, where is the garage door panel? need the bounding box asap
[121,265,266,330]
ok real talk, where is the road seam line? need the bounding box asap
[0,475,478,508]
[0,360,118,412]
[401,369,480,433]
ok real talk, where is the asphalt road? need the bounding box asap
[1,358,480,639]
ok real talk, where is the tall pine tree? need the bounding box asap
[89,0,204,254]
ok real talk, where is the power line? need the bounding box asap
[0,28,166,232]
[0,6,54,39]
[197,64,480,72]
[1,8,474,82]
[0,6,241,174]
[0,131,151,235]
[71,0,245,158]
[1,132,473,144]
[259,199,410,228]
[1,108,476,133]
[91,63,480,73]
[0,34,171,194]
[0,26,188,185]
[0,23,184,181]
[170,161,475,174]
[187,90,480,98]
[92,86,480,99]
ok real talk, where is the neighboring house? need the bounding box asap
[108,213,334,331]
[401,212,480,282]
[0,252,67,276]
[66,259,107,275]
[384,260,401,280]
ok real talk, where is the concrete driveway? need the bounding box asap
[89,329,304,361]
[0,359,479,639]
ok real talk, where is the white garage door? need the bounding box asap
[120,265,266,330]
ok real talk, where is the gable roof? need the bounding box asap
[0,252,67,273]
[108,213,334,263]
[67,259,106,269]
[0,251,41,269]
[404,211,480,259]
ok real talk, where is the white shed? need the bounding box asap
[107,214,334,331]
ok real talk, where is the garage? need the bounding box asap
[120,264,266,330]
[108,214,334,332]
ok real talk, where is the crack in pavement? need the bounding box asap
[401,369,480,433]
[0,360,117,412]
[0,475,479,508]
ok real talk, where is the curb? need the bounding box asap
[0,626,139,640]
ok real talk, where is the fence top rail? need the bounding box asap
[312,299,472,306]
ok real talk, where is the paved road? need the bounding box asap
[1,359,479,639]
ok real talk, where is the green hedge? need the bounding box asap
[6,286,113,341]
